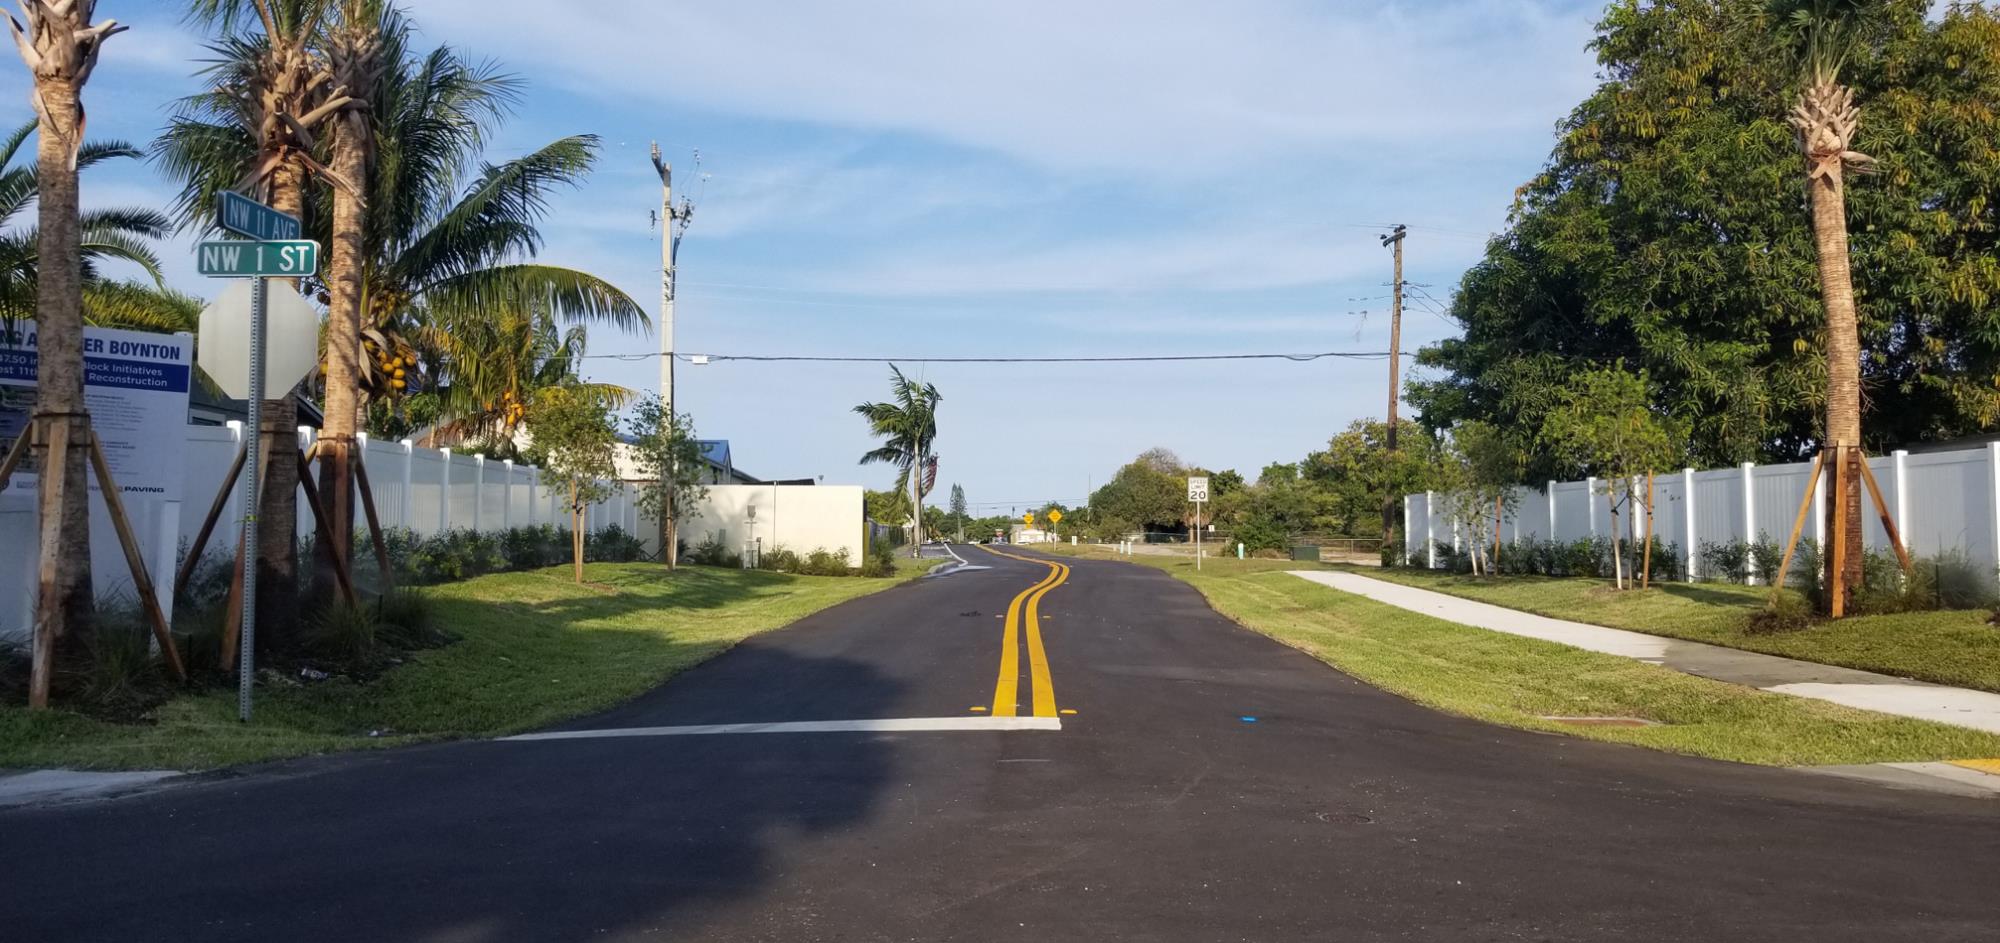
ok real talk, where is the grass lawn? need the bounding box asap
[1041,546,2000,766]
[1349,566,2000,694]
[0,558,930,771]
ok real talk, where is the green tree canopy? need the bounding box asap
[1410,0,2000,479]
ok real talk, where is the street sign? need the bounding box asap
[1048,509,1063,524]
[1187,476,1209,503]
[198,240,319,278]
[198,280,321,400]
[217,190,301,240]
[1023,513,1035,525]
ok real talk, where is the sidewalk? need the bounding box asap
[1289,570,2000,736]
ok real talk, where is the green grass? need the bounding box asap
[1041,546,2000,766]
[0,560,927,771]
[1349,566,2000,693]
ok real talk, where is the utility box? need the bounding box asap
[1290,544,1321,562]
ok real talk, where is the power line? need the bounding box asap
[580,349,1406,364]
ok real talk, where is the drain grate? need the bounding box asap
[1540,715,1660,728]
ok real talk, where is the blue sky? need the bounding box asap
[4,0,1605,514]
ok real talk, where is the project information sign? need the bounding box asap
[0,324,194,499]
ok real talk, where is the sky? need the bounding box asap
[1,0,1607,515]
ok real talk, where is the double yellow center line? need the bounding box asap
[978,547,1069,717]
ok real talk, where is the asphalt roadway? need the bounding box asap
[4,545,1998,941]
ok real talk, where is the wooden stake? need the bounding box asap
[1770,451,1825,607]
[296,449,359,606]
[350,448,395,592]
[0,420,32,493]
[1642,472,1655,590]
[1856,453,1914,575]
[86,436,187,681]
[29,417,70,709]
[175,440,247,600]
[1829,446,1849,619]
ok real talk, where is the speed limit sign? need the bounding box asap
[1187,476,1209,503]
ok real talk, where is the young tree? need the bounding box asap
[626,393,707,570]
[6,0,131,705]
[528,386,617,583]
[1437,422,1523,577]
[1538,366,1685,589]
[853,365,940,556]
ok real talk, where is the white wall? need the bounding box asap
[0,423,642,644]
[661,484,865,563]
[1403,445,2000,582]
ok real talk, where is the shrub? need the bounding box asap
[758,544,803,574]
[586,524,646,563]
[1379,541,1404,568]
[686,530,742,568]
[1699,538,1754,584]
[1431,540,1472,574]
[862,538,897,577]
[62,613,168,718]
[803,548,853,576]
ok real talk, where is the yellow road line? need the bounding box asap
[1952,758,2000,776]
[977,546,1069,717]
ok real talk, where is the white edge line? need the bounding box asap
[500,716,1062,742]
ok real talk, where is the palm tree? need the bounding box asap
[1779,0,1886,614]
[166,1,343,231]
[424,304,630,450]
[4,0,131,706]
[0,122,169,323]
[854,365,942,556]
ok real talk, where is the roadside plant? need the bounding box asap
[854,365,941,555]
[626,394,708,569]
[526,385,618,582]
[1538,365,1685,589]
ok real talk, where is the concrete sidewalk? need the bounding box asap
[1289,570,2000,735]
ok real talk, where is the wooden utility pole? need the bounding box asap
[1380,224,1407,544]
[1381,224,1407,450]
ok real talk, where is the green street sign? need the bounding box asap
[217,190,301,240]
[198,240,319,278]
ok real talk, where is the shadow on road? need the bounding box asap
[0,646,908,943]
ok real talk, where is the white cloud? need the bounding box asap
[415,0,1601,177]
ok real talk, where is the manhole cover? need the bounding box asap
[1540,715,1659,728]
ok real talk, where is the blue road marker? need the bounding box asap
[1239,716,1258,724]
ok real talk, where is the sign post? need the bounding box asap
[210,192,311,723]
[1188,476,1209,570]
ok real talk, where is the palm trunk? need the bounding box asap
[30,79,92,694]
[909,456,923,557]
[1810,168,1866,613]
[317,124,366,588]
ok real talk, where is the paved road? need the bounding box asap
[4,546,1997,941]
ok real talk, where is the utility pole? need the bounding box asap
[1380,224,1407,547]
[651,143,695,567]
[651,143,695,414]
[1380,224,1407,451]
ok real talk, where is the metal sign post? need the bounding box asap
[209,192,309,722]
[1188,476,1209,571]
[238,277,266,721]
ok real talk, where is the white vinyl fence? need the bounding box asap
[1404,444,2000,581]
[1,422,640,644]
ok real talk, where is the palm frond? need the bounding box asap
[422,264,649,332]
[390,135,598,285]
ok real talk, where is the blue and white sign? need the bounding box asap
[0,324,194,499]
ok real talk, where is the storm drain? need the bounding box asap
[1539,716,1661,728]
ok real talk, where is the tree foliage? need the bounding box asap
[854,365,941,551]
[1410,0,2000,478]
[626,393,708,570]
[527,384,617,582]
